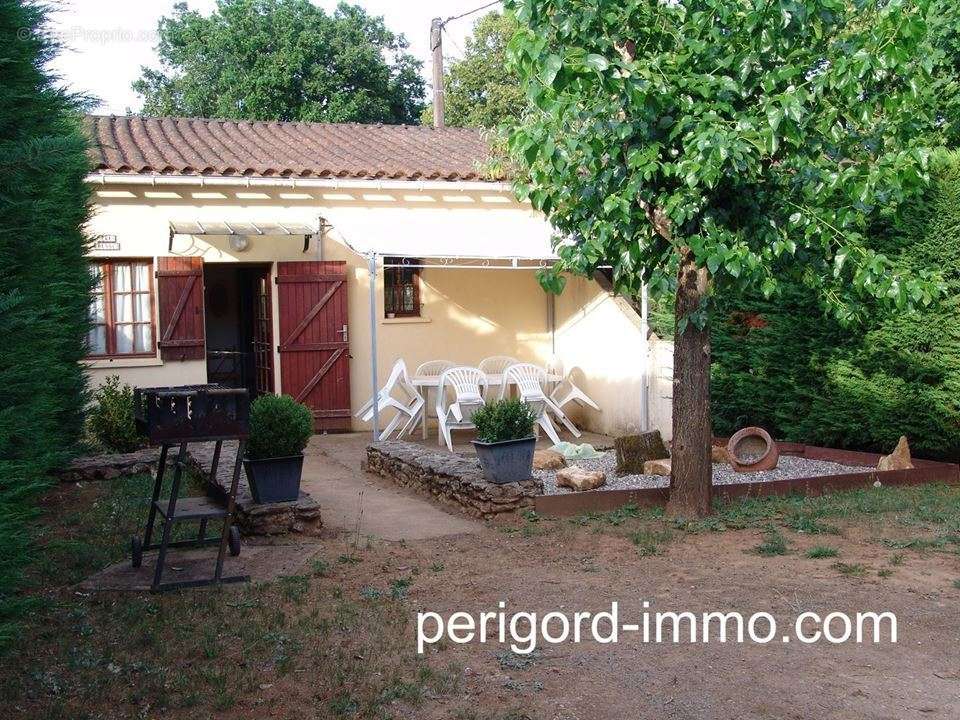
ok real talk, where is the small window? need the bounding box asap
[88,259,156,357]
[383,257,421,317]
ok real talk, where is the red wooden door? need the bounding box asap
[276,261,351,431]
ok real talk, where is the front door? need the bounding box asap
[250,270,274,396]
[276,261,351,431]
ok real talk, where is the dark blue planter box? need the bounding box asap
[243,454,304,503]
[472,436,536,484]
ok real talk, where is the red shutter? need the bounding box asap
[156,256,206,361]
[277,261,351,431]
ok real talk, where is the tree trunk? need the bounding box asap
[666,247,712,518]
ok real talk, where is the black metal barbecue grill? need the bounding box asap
[131,384,250,592]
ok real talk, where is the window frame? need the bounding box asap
[383,257,422,318]
[87,258,157,359]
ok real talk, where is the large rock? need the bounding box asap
[615,431,669,474]
[643,458,672,477]
[555,466,606,492]
[533,449,566,471]
[878,436,913,471]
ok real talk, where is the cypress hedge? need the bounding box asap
[711,151,960,461]
[0,1,93,643]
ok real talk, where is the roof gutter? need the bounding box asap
[84,172,515,194]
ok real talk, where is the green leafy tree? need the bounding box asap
[507,0,942,516]
[0,0,92,641]
[422,12,525,128]
[134,0,425,124]
[712,151,960,460]
[929,0,960,145]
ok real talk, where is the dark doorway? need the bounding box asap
[203,263,274,399]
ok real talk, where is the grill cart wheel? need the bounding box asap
[229,526,241,557]
[131,536,143,568]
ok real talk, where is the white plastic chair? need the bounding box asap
[436,366,488,452]
[355,359,424,440]
[550,369,599,411]
[501,364,562,445]
[478,355,520,399]
[412,360,456,438]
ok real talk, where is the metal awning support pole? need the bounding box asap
[368,254,380,441]
[639,281,651,431]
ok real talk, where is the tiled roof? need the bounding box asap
[85,115,497,181]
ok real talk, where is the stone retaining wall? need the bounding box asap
[363,441,542,518]
[190,441,322,536]
[59,448,161,483]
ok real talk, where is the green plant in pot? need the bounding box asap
[244,394,313,503]
[471,398,539,484]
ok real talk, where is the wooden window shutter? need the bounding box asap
[156,257,206,361]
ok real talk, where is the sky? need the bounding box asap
[46,0,498,115]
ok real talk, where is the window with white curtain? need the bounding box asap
[87,260,155,357]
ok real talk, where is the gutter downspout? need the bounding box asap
[368,254,380,441]
[640,282,650,431]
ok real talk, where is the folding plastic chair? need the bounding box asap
[412,360,456,438]
[355,359,424,439]
[501,363,562,445]
[478,355,520,399]
[436,366,488,452]
[546,360,597,437]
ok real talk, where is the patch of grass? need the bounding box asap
[877,569,894,578]
[953,579,960,590]
[753,527,788,556]
[338,554,361,565]
[29,470,209,587]
[359,586,382,600]
[0,471,463,718]
[495,649,541,671]
[833,562,868,578]
[805,546,839,559]
[311,558,331,577]
[571,502,644,527]
[329,693,359,717]
[430,562,445,573]
[716,484,960,533]
[889,553,906,566]
[630,528,673,556]
[881,534,960,553]
[784,513,841,536]
[277,574,310,601]
[389,577,412,600]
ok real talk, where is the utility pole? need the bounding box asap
[430,17,445,128]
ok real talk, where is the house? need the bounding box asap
[83,115,669,438]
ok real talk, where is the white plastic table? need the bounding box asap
[410,372,562,439]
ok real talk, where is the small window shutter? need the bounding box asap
[156,256,206,361]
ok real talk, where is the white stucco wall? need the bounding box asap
[83,180,661,436]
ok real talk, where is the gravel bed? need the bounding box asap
[538,451,868,495]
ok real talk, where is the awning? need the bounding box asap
[320,204,559,266]
[170,220,317,236]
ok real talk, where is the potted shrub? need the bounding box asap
[243,394,313,503]
[471,398,539,484]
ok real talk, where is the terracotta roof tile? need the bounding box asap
[85,115,498,181]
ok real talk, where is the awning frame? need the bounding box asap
[168,219,319,253]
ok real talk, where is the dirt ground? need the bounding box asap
[5,475,960,720]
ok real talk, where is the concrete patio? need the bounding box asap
[303,429,612,540]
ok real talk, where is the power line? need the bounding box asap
[441,0,502,28]
[441,26,465,57]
